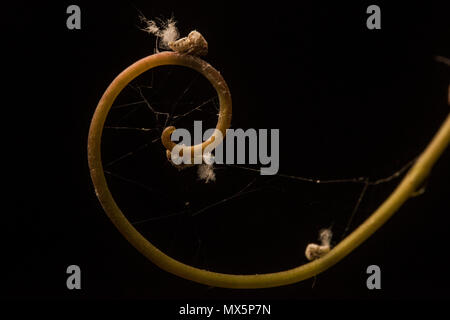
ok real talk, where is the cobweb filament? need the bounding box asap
[104,126,155,132]
[105,128,417,225]
[97,57,429,280]
[103,65,419,224]
[103,69,218,169]
[87,10,450,286]
[224,158,417,240]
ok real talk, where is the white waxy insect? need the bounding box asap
[305,229,333,261]
[141,16,208,56]
[169,30,208,56]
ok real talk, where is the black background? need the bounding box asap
[3,0,450,301]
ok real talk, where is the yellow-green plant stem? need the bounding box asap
[88,51,450,289]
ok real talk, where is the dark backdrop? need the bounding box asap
[3,0,450,301]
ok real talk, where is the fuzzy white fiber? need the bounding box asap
[305,229,333,261]
[197,163,216,183]
[141,16,180,49]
